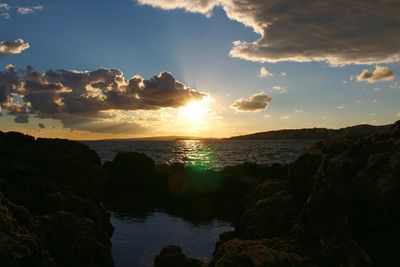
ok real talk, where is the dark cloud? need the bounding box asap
[231,92,272,112]
[0,39,29,56]
[357,65,395,83]
[139,0,400,65]
[0,66,206,133]
[14,113,29,123]
[38,122,45,129]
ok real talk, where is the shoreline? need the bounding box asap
[1,120,400,266]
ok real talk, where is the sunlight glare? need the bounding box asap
[179,100,209,123]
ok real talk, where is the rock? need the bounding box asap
[0,193,55,267]
[212,120,400,267]
[0,131,113,267]
[103,152,163,194]
[154,246,204,267]
[211,239,312,267]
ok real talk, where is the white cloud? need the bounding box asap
[0,39,29,56]
[272,86,287,94]
[0,3,9,10]
[1,12,10,19]
[258,66,270,78]
[16,6,43,15]
[390,82,400,90]
[357,65,395,83]
[294,109,303,113]
[337,105,344,110]
[280,114,290,120]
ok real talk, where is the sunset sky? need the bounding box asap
[1,0,399,139]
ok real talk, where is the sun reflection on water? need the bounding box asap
[178,140,216,171]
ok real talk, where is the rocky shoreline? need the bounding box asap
[155,120,400,266]
[0,132,114,267]
[1,120,399,266]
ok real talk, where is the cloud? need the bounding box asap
[16,6,43,15]
[356,65,395,83]
[14,113,29,123]
[337,105,344,110]
[294,109,303,113]
[139,0,400,65]
[0,66,207,133]
[280,114,290,120]
[38,122,45,129]
[390,82,400,89]
[271,86,287,94]
[258,67,270,78]
[0,39,29,56]
[0,3,9,10]
[231,92,271,112]
[1,4,43,19]
[1,13,10,19]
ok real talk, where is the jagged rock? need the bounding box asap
[0,193,54,267]
[0,131,113,267]
[154,246,204,267]
[211,239,312,267]
[212,120,400,267]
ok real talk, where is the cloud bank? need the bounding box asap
[231,92,271,112]
[138,0,400,65]
[0,65,206,133]
[0,39,29,56]
[357,65,395,83]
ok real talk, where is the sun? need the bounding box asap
[179,100,209,123]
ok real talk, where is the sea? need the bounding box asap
[83,139,315,267]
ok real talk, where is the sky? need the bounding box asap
[0,0,399,139]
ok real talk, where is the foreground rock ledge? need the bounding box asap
[155,120,400,267]
[0,132,113,267]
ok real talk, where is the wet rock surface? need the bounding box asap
[0,131,113,267]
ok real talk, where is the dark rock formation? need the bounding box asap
[211,120,400,267]
[103,152,287,222]
[0,131,113,267]
[153,120,400,266]
[154,246,204,267]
